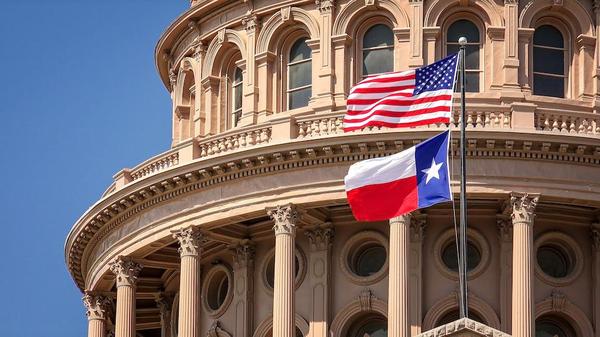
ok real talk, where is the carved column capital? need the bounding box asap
[410,215,427,242]
[592,224,600,251]
[390,213,412,226]
[267,204,301,236]
[509,193,539,226]
[305,224,334,251]
[594,0,600,13]
[242,15,259,34]
[109,256,142,287]
[172,226,208,258]
[83,292,112,321]
[155,293,172,316]
[504,0,518,4]
[497,215,513,242]
[232,240,256,268]
[192,42,205,62]
[316,0,335,14]
[168,69,178,91]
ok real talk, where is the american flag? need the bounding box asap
[343,54,459,132]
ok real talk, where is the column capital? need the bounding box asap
[172,226,208,258]
[232,240,256,268]
[267,204,301,236]
[83,292,112,321]
[591,223,600,251]
[410,215,427,242]
[109,256,142,288]
[155,293,172,316]
[315,0,335,14]
[508,193,539,225]
[497,216,513,242]
[305,224,334,251]
[390,213,412,226]
[242,15,260,34]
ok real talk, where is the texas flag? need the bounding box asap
[344,131,452,221]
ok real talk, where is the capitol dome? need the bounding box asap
[66,1,600,337]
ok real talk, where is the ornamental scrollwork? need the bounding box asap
[109,256,143,287]
[82,292,112,320]
[509,193,539,225]
[267,204,300,236]
[172,226,208,257]
[316,0,335,14]
[305,225,334,251]
[232,240,256,268]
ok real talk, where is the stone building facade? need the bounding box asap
[65,1,600,337]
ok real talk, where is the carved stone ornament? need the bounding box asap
[168,69,177,90]
[358,288,376,311]
[315,0,335,14]
[594,0,600,13]
[242,15,259,33]
[193,42,205,62]
[592,225,600,251]
[390,213,412,226]
[497,216,513,242]
[305,225,334,251]
[550,290,567,312]
[83,292,112,320]
[172,226,208,257]
[207,320,225,337]
[281,7,291,22]
[509,193,539,225]
[410,215,427,242]
[504,0,517,4]
[267,204,300,235]
[232,240,256,268]
[155,293,172,317]
[109,256,142,287]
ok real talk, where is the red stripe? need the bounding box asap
[346,176,418,221]
[347,95,453,114]
[347,93,414,105]
[350,85,415,94]
[344,106,451,123]
[359,73,416,84]
[343,117,450,132]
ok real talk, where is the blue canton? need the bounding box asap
[413,53,459,96]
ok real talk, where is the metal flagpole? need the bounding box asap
[458,36,469,319]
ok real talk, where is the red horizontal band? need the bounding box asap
[343,117,450,132]
[346,176,418,222]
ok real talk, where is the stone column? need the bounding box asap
[241,15,259,126]
[192,42,207,137]
[83,292,112,337]
[498,214,513,333]
[232,241,256,337]
[155,293,172,337]
[510,194,539,337]
[388,215,411,337]
[305,224,334,337]
[267,204,301,337]
[331,34,352,108]
[503,0,520,90]
[517,28,534,92]
[593,1,600,102]
[311,0,335,111]
[109,256,143,337]
[409,214,426,336]
[591,224,600,337]
[201,76,220,136]
[172,226,207,337]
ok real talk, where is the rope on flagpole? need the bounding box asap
[458,36,469,319]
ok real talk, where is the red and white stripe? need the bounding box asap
[343,70,453,132]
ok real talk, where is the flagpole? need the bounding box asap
[458,36,469,319]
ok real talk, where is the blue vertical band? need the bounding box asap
[415,130,452,208]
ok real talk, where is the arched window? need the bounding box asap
[349,314,387,337]
[231,66,243,127]
[362,24,394,78]
[536,316,576,337]
[287,37,312,110]
[447,19,481,92]
[533,25,566,98]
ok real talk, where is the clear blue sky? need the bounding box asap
[0,1,188,336]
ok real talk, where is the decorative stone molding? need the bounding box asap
[109,256,142,287]
[497,215,513,242]
[252,314,310,337]
[329,290,387,337]
[422,291,501,330]
[433,228,491,281]
[592,224,600,251]
[409,214,427,242]
[172,226,208,257]
[202,264,234,317]
[535,292,595,337]
[316,0,335,14]
[267,204,301,236]
[509,193,539,225]
[534,231,584,287]
[207,321,233,337]
[340,230,389,285]
[242,15,259,34]
[155,293,172,316]
[304,224,334,251]
[83,292,112,321]
[418,318,510,337]
[231,240,256,268]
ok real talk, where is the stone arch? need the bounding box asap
[422,292,501,330]
[252,314,310,337]
[519,0,594,36]
[206,321,233,337]
[202,29,247,79]
[424,0,503,27]
[332,0,410,36]
[173,57,200,141]
[256,7,320,54]
[330,290,388,337]
[535,291,594,337]
[174,57,200,108]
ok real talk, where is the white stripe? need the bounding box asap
[358,69,414,84]
[348,89,454,111]
[343,111,451,128]
[344,147,416,191]
[346,100,451,120]
[348,89,413,101]
[350,79,416,94]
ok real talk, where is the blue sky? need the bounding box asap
[0,1,187,336]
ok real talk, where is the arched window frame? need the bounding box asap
[280,30,313,112]
[442,14,485,93]
[354,17,396,83]
[223,55,244,129]
[531,18,571,99]
[535,315,577,337]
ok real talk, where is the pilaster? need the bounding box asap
[409,214,426,336]
[497,211,513,333]
[255,51,276,121]
[155,293,172,337]
[172,226,208,337]
[510,193,539,337]
[517,28,535,92]
[83,292,112,337]
[267,204,301,337]
[503,0,520,90]
[240,15,260,126]
[311,0,335,111]
[201,75,221,136]
[331,34,352,109]
[109,256,142,337]
[577,34,596,102]
[423,27,440,65]
[593,2,600,104]
[231,241,256,337]
[408,0,424,68]
[305,224,334,337]
[591,222,600,337]
[192,42,207,137]
[389,214,411,337]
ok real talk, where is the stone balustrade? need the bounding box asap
[130,150,180,182]
[197,125,272,158]
[536,110,600,135]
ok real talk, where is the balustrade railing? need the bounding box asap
[198,125,272,158]
[130,151,180,181]
[536,110,600,135]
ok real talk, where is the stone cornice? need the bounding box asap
[66,130,600,291]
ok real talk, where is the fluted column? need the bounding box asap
[268,204,301,337]
[510,194,538,337]
[172,226,207,337]
[305,224,334,337]
[498,213,513,333]
[155,293,172,337]
[109,256,142,337]
[83,292,112,337]
[232,241,256,337]
[388,215,411,337]
[591,224,600,337]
